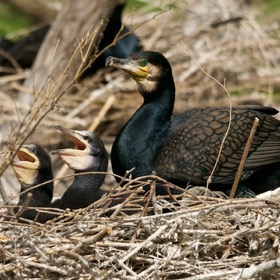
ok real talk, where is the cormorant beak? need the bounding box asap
[51,126,92,171]
[106,56,149,81]
[12,145,39,185]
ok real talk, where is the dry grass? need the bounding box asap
[1,0,280,278]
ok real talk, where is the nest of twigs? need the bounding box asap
[1,181,280,279]
[1,0,280,279]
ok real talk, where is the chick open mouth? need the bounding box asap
[12,146,39,171]
[51,127,89,157]
[17,150,36,163]
[69,135,86,150]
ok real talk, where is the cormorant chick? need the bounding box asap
[51,126,108,209]
[12,127,108,222]
[12,144,53,221]
[106,51,280,196]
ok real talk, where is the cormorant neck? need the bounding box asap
[16,168,54,222]
[71,168,105,191]
[52,158,107,210]
[18,167,53,207]
[137,75,176,119]
[112,80,175,179]
[137,77,175,106]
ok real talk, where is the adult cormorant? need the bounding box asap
[0,3,141,76]
[106,51,280,196]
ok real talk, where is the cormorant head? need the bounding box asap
[51,126,108,172]
[106,51,174,97]
[12,144,51,185]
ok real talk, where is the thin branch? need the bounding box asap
[230,117,259,198]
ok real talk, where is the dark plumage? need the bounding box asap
[12,144,53,221]
[0,37,14,51]
[0,25,50,74]
[51,126,108,209]
[106,51,280,196]
[89,3,142,72]
[12,127,108,222]
[0,3,141,76]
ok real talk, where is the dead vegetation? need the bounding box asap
[1,181,280,279]
[1,0,280,278]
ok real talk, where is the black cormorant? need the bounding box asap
[12,144,53,221]
[106,51,280,196]
[51,126,108,209]
[0,3,141,76]
[12,127,108,222]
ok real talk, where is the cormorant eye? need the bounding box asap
[83,135,90,142]
[139,59,148,67]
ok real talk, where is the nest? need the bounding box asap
[1,183,280,279]
[1,0,280,278]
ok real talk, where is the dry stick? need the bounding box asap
[65,77,121,119]
[203,78,232,192]
[15,192,32,217]
[138,262,162,278]
[141,176,156,217]
[27,240,48,260]
[61,250,89,268]
[105,192,135,218]
[131,176,156,242]
[0,71,29,85]
[24,261,68,276]
[181,42,233,196]
[0,180,6,203]
[116,260,138,277]
[71,226,112,253]
[110,223,169,278]
[85,6,169,78]
[74,25,101,80]
[54,94,115,187]
[232,256,280,280]
[151,176,162,215]
[0,174,68,208]
[182,270,238,280]
[120,197,275,223]
[101,179,148,218]
[251,207,278,222]
[88,94,116,131]
[229,117,259,198]
[0,179,14,215]
[0,49,23,71]
[87,169,137,216]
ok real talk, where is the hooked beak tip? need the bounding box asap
[50,150,59,155]
[105,56,113,67]
[54,125,63,132]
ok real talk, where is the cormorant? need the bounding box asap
[12,144,53,221]
[51,126,108,209]
[0,3,141,76]
[106,51,280,196]
[0,25,50,74]
[88,2,142,72]
[12,127,108,222]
